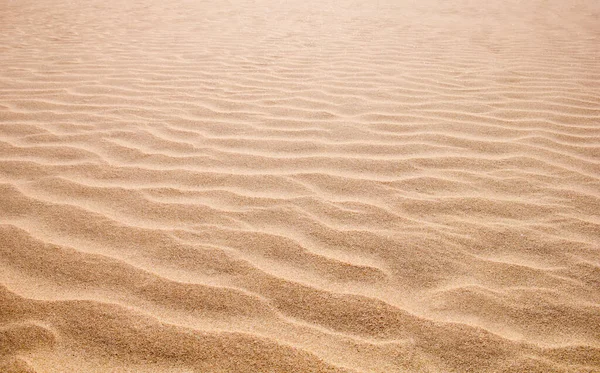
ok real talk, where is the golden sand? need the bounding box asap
[1,0,599,371]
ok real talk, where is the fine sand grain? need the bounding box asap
[1,0,600,372]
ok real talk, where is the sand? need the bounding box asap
[1,0,599,371]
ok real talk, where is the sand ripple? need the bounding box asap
[1,0,600,371]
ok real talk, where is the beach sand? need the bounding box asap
[1,0,600,371]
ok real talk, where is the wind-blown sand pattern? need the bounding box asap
[1,0,600,371]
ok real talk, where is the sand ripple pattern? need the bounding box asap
[1,0,600,371]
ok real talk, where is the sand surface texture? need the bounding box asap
[1,0,600,372]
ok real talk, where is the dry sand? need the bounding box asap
[1,0,600,371]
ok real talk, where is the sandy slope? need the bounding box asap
[1,0,600,371]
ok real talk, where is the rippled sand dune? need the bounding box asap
[1,0,600,371]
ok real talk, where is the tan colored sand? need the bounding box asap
[1,0,600,371]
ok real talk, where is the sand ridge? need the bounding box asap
[1,0,600,371]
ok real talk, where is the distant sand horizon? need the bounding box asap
[1,0,600,371]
